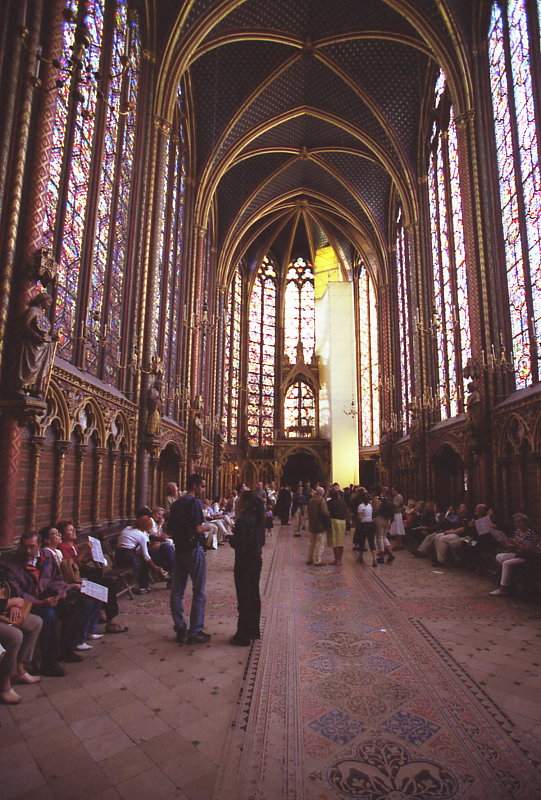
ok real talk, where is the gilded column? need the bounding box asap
[93,447,106,525]
[135,114,170,508]
[19,0,66,308]
[27,435,45,531]
[189,225,207,397]
[74,442,86,528]
[109,450,118,523]
[54,440,69,522]
[0,1,27,225]
[0,1,42,374]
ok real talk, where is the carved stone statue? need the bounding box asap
[408,403,424,460]
[463,357,484,456]
[379,428,394,470]
[214,426,225,461]
[189,395,204,461]
[145,375,163,437]
[16,292,57,398]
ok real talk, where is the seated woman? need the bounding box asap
[229,491,266,646]
[0,576,42,704]
[116,509,165,593]
[58,520,127,634]
[490,513,541,596]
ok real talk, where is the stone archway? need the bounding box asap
[431,444,465,508]
[282,450,323,488]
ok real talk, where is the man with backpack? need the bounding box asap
[166,474,211,645]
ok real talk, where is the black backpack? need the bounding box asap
[377,497,395,521]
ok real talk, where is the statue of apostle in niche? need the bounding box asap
[145,372,163,437]
[16,292,58,398]
[189,395,204,461]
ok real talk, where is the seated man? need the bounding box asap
[115,509,166,593]
[3,532,84,676]
[39,525,101,652]
[0,576,42,704]
[415,501,446,559]
[432,504,472,566]
[490,513,541,595]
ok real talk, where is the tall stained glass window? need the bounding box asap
[358,265,380,446]
[488,0,541,387]
[284,380,316,438]
[42,0,141,384]
[247,257,277,446]
[222,267,242,444]
[428,69,472,419]
[153,85,187,417]
[396,212,413,434]
[284,257,315,363]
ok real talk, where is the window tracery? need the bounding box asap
[428,69,471,419]
[42,0,141,385]
[247,256,277,446]
[358,264,380,447]
[223,266,242,445]
[284,379,316,438]
[488,0,541,387]
[284,257,315,363]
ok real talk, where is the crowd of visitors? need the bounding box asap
[2,474,539,706]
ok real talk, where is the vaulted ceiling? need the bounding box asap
[158,0,475,283]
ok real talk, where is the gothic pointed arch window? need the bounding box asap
[247,256,277,446]
[43,0,142,384]
[395,212,413,434]
[223,266,242,445]
[488,0,541,388]
[284,257,315,363]
[284,379,316,438]
[428,70,472,420]
[152,84,187,417]
[358,264,380,446]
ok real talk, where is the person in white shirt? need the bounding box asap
[357,489,377,567]
[115,510,165,593]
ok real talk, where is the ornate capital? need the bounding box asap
[153,115,171,136]
[454,109,475,129]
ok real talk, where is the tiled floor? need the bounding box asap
[0,543,253,800]
[2,528,541,799]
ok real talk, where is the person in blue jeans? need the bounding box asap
[166,474,211,645]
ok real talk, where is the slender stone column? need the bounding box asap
[54,440,69,522]
[28,436,45,531]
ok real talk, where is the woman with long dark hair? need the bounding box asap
[229,490,266,646]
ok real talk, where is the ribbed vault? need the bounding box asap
[157,0,473,287]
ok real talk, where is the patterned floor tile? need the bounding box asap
[308,709,364,745]
[383,710,441,745]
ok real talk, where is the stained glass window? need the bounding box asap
[488,0,541,387]
[284,379,316,438]
[428,70,471,419]
[284,257,315,363]
[223,267,242,444]
[396,213,412,434]
[42,0,141,385]
[358,265,380,446]
[151,84,187,416]
[247,256,277,446]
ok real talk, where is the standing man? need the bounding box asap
[306,487,330,566]
[166,474,211,645]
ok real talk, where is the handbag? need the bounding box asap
[0,580,33,626]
